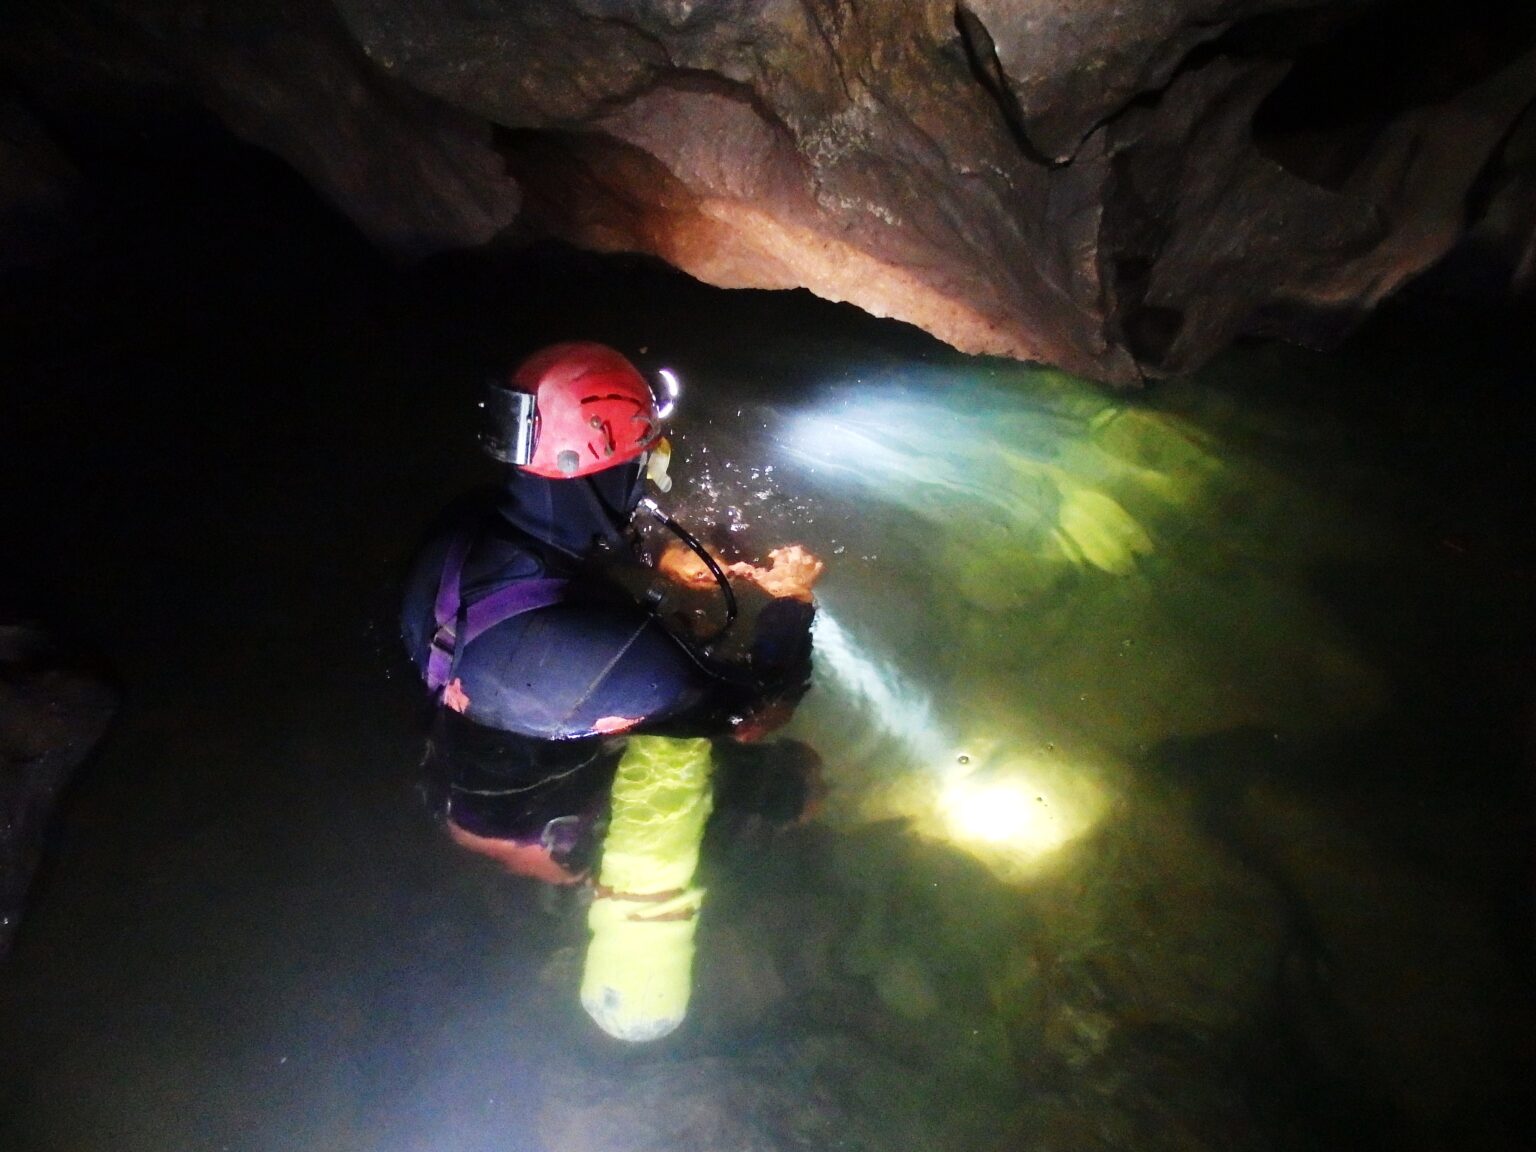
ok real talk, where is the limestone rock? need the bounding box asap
[3,1,1534,382]
[0,1,519,256]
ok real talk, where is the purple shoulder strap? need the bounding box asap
[426,530,568,691]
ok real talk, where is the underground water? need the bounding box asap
[1,140,1532,1152]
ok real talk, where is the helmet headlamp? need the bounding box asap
[653,368,680,420]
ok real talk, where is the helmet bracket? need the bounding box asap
[480,383,537,465]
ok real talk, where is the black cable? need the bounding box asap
[637,497,738,638]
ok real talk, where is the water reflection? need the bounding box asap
[657,362,1386,886]
[589,345,1533,1150]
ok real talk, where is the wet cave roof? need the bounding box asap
[2,0,1535,385]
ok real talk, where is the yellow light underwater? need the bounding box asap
[943,776,1065,850]
[805,611,1108,882]
[923,753,1107,880]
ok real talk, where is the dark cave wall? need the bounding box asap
[2,0,1534,385]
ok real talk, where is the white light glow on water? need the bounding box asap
[943,775,1063,848]
[808,608,1105,879]
[889,750,1107,881]
[932,759,1105,875]
[774,375,1158,580]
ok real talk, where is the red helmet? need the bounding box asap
[483,342,668,479]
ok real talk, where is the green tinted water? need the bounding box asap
[1,144,1530,1151]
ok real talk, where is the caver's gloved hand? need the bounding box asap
[657,542,824,603]
[645,540,824,737]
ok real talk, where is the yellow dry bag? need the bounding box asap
[580,735,713,1041]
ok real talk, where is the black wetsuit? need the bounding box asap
[400,461,814,848]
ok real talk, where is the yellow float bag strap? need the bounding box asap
[580,734,714,1042]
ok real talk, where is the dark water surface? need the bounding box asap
[2,140,1533,1152]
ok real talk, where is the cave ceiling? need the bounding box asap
[2,0,1534,384]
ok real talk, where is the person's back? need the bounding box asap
[400,342,823,882]
[401,462,724,740]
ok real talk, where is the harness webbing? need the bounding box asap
[426,530,569,692]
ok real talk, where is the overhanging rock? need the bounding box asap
[4,1,1534,384]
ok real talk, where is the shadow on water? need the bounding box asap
[1,131,1533,1150]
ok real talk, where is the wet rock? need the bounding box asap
[0,624,116,956]
[957,0,1254,166]
[538,1030,1001,1152]
[964,785,1297,1150]
[688,919,790,1034]
[1101,31,1536,374]
[539,796,1299,1150]
[1235,781,1535,1150]
[0,1,519,257]
[796,812,1289,1148]
[871,949,941,1021]
[3,2,1534,382]
[1424,95,1536,300]
[1013,1023,1268,1152]
[0,102,91,273]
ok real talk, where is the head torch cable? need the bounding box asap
[636,497,738,640]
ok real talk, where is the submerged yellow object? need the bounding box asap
[580,735,714,1042]
[1053,483,1153,574]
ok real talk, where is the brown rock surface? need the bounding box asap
[2,1,1534,382]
